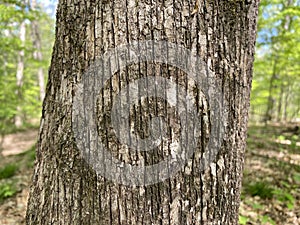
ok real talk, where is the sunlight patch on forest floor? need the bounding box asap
[1,130,38,156]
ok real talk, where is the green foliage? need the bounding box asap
[244,181,274,199]
[239,215,248,225]
[261,215,276,225]
[272,188,295,209]
[241,125,300,223]
[251,0,300,122]
[0,163,18,179]
[251,202,264,210]
[293,172,300,183]
[0,145,36,203]
[0,0,55,131]
[0,183,17,202]
[277,134,285,140]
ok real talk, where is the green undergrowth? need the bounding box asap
[240,124,300,224]
[0,163,18,179]
[0,181,18,203]
[0,123,40,136]
[0,145,35,202]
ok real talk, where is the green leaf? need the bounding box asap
[239,215,248,225]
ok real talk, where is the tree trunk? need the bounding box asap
[277,82,284,122]
[15,20,26,127]
[265,0,293,123]
[26,1,259,224]
[30,0,45,102]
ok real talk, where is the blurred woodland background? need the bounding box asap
[0,0,299,224]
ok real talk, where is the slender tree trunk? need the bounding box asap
[277,82,284,122]
[0,53,9,154]
[265,0,293,123]
[15,20,26,127]
[26,1,259,224]
[284,83,291,122]
[265,57,278,123]
[30,0,45,102]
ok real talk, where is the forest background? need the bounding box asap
[0,0,299,224]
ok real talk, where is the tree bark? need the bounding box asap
[26,1,259,224]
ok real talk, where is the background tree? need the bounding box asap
[30,0,46,102]
[250,0,300,123]
[0,0,54,141]
[15,17,26,127]
[26,1,259,224]
[0,0,27,137]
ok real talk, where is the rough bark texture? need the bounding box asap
[26,0,259,224]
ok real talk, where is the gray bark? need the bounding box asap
[26,1,259,224]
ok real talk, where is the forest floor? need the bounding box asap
[0,124,299,224]
[239,123,300,225]
[0,129,38,225]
